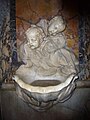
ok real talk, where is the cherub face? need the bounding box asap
[25,26,45,49]
[27,32,40,49]
[48,16,66,36]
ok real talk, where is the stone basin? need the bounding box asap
[13,74,78,111]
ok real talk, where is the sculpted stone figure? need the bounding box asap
[16,16,78,82]
[13,16,79,111]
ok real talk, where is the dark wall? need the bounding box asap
[0,0,10,35]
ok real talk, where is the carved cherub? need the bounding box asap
[17,16,78,81]
[18,25,57,76]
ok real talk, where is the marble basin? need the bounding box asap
[13,74,78,111]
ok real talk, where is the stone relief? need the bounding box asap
[13,16,79,111]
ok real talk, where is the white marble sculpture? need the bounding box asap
[13,16,79,111]
[15,16,78,83]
